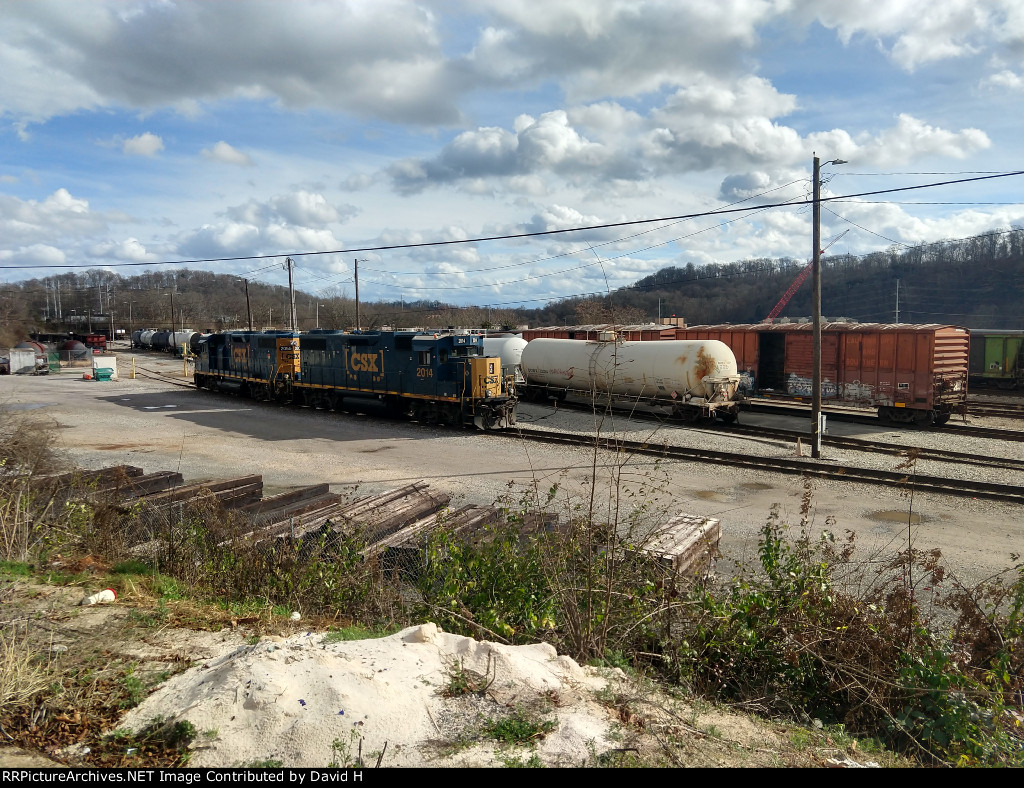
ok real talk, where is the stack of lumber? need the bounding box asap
[638,513,720,577]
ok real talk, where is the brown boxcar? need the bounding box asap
[676,323,968,425]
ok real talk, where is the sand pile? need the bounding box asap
[114,623,621,768]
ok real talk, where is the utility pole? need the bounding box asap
[811,154,847,459]
[895,278,900,324]
[354,258,361,331]
[286,257,297,332]
[243,278,253,331]
[812,155,823,459]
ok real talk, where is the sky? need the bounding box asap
[1,0,1022,310]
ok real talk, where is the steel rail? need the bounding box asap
[531,397,1024,471]
[511,426,1024,505]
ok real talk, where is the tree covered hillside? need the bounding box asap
[1,229,1021,348]
[536,228,1023,329]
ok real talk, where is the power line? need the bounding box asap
[2,171,1021,272]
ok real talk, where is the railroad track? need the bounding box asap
[744,399,1024,442]
[512,425,1024,505]
[132,365,195,388]
[533,397,1024,471]
[968,401,1024,419]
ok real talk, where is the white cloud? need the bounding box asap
[224,192,356,228]
[0,243,67,266]
[270,192,343,227]
[201,141,254,167]
[849,114,990,166]
[0,189,119,246]
[982,69,1023,90]
[799,0,1018,71]
[122,132,164,156]
[87,237,157,261]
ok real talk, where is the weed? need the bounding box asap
[322,624,399,643]
[0,626,52,711]
[328,730,364,768]
[110,560,151,576]
[0,560,32,577]
[483,707,557,745]
[120,665,146,708]
[441,655,495,698]
[499,751,545,767]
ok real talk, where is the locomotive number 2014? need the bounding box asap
[416,368,433,378]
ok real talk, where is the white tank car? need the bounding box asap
[483,335,528,382]
[520,338,742,420]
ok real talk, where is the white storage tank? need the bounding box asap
[521,338,740,402]
[483,335,528,382]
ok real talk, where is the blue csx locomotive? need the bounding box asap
[193,329,517,429]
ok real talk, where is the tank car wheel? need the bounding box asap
[718,412,737,425]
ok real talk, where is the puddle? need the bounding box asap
[6,403,56,411]
[868,510,925,524]
[693,490,730,502]
[739,482,773,491]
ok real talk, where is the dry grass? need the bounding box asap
[0,626,52,715]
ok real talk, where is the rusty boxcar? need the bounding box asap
[675,323,968,425]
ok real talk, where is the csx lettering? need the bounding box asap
[350,353,380,372]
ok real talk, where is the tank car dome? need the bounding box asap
[60,340,88,359]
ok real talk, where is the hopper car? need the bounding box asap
[193,329,517,430]
[676,323,968,425]
[968,329,1024,389]
[519,336,743,422]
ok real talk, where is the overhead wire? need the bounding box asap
[1,171,1020,273]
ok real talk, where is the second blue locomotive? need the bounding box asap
[193,329,517,429]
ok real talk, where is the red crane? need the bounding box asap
[761,231,849,323]
[762,261,813,323]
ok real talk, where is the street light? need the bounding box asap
[811,155,848,459]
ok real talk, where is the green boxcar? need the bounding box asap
[969,330,1024,388]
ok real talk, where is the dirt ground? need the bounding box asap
[1,578,897,768]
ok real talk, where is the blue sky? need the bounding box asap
[1,0,1021,308]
